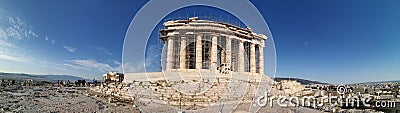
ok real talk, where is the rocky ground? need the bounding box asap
[0,84,140,113]
[0,80,322,113]
[91,74,323,113]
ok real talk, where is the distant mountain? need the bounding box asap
[352,80,400,85]
[0,72,91,83]
[274,77,329,85]
[380,80,400,83]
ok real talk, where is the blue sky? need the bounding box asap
[0,0,399,84]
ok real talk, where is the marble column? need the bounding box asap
[166,37,174,71]
[259,44,264,75]
[238,40,244,72]
[211,36,218,70]
[221,50,226,64]
[250,43,256,73]
[195,35,202,70]
[225,37,231,65]
[180,37,186,70]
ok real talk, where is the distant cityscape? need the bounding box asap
[272,78,400,112]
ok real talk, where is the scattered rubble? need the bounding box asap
[0,82,140,113]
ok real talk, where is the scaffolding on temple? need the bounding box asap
[158,15,266,75]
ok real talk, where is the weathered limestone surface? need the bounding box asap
[195,35,202,70]
[238,40,245,72]
[259,41,264,75]
[211,36,218,70]
[250,43,256,74]
[100,72,278,112]
[180,37,186,70]
[166,37,174,71]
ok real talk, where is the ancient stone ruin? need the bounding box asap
[92,17,301,112]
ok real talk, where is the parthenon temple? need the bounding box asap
[123,17,269,82]
[118,17,276,112]
[160,17,267,75]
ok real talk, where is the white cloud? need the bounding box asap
[0,8,39,48]
[52,64,68,71]
[0,53,32,64]
[45,36,48,41]
[1,13,38,40]
[64,45,77,53]
[0,28,7,39]
[65,59,116,72]
[62,59,145,74]
[63,63,90,70]
[112,60,121,65]
[0,39,16,48]
[122,62,144,73]
[144,44,163,72]
[91,46,113,55]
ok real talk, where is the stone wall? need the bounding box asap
[91,73,306,112]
